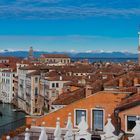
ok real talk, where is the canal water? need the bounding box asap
[0,104,26,136]
[0,103,26,126]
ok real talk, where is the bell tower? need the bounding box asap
[138,32,140,66]
[28,46,34,59]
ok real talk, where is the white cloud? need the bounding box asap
[0,1,139,19]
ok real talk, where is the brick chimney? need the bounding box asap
[119,78,123,87]
[59,76,62,81]
[134,78,138,86]
[136,85,140,94]
[85,85,93,97]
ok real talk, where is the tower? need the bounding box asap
[28,46,34,59]
[138,32,140,66]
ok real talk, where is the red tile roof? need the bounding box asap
[41,54,70,58]
[52,88,85,105]
[116,92,140,111]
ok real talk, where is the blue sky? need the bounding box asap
[0,0,140,53]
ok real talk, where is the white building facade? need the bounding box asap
[0,70,16,103]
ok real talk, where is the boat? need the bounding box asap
[12,109,23,112]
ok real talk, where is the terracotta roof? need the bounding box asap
[104,71,140,87]
[41,54,70,58]
[27,91,127,127]
[0,63,8,68]
[100,64,125,75]
[104,78,119,87]
[52,88,85,105]
[45,75,80,82]
[19,65,49,70]
[0,56,20,59]
[2,69,15,72]
[116,92,140,111]
[119,87,137,93]
[27,70,41,77]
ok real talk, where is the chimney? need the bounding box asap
[136,84,140,94]
[134,78,138,86]
[119,78,123,88]
[59,76,62,81]
[85,85,93,97]
[88,75,91,79]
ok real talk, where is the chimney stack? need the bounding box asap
[59,76,62,81]
[85,85,93,97]
[119,78,123,88]
[134,78,139,86]
[136,84,140,94]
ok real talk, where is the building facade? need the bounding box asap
[0,70,16,103]
[40,54,71,64]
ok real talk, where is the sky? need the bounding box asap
[0,0,140,53]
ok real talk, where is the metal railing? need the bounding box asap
[0,117,26,137]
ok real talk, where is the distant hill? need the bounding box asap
[71,52,138,58]
[0,51,138,58]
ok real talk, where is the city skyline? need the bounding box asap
[0,0,140,52]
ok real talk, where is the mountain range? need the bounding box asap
[0,50,138,58]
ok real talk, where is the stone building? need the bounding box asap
[17,66,44,115]
[0,69,16,103]
[39,54,71,64]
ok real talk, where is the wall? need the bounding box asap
[26,91,126,130]
[119,105,140,133]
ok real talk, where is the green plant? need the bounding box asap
[42,106,49,113]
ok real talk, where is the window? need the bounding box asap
[56,83,59,88]
[6,73,10,77]
[127,116,136,132]
[52,83,55,88]
[35,77,38,83]
[6,79,10,84]
[92,109,104,131]
[35,108,37,113]
[35,87,38,96]
[75,109,86,126]
[35,99,37,103]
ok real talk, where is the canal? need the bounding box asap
[0,103,26,136]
